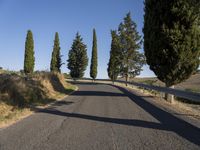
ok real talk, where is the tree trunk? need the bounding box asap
[125,74,128,86]
[165,84,174,103]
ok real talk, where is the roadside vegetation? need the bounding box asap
[107,13,145,84]
[67,33,89,79]
[0,72,76,127]
[90,29,98,81]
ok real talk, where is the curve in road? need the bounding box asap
[0,82,200,150]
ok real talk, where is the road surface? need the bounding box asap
[0,83,200,150]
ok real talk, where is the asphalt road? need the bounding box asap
[0,83,200,150]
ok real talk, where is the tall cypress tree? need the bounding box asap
[143,0,200,88]
[50,32,62,72]
[118,13,145,84]
[90,29,98,80]
[67,33,88,78]
[24,30,35,74]
[107,30,121,82]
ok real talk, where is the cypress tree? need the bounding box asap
[90,29,98,80]
[67,33,88,79]
[24,30,35,74]
[107,30,121,82]
[143,0,200,88]
[50,32,62,72]
[118,13,145,85]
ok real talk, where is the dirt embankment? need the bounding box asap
[0,72,76,128]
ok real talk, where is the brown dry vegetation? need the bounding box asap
[0,72,76,127]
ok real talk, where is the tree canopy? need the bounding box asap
[90,29,98,79]
[24,30,35,74]
[67,33,88,78]
[108,13,145,83]
[143,0,200,86]
[50,32,62,72]
[107,30,121,81]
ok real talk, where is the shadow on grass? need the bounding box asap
[49,74,74,95]
[176,97,200,105]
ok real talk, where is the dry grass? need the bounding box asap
[0,102,32,128]
[0,72,76,128]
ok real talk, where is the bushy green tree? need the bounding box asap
[50,32,62,72]
[67,33,88,78]
[90,29,98,80]
[118,13,145,84]
[24,30,35,74]
[143,0,200,88]
[107,30,121,82]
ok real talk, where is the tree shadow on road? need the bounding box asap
[38,84,200,146]
[113,85,200,146]
[68,81,99,85]
[39,108,168,130]
[71,91,126,97]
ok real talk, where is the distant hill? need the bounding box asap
[175,73,200,92]
[130,73,200,93]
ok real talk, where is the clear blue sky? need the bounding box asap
[0,0,155,78]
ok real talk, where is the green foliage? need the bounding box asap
[140,79,156,86]
[108,13,145,82]
[118,13,145,81]
[185,88,200,93]
[107,30,121,81]
[63,73,71,79]
[90,29,98,79]
[143,0,200,86]
[24,30,35,74]
[67,33,88,78]
[50,32,62,72]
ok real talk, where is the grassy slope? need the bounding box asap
[0,72,76,128]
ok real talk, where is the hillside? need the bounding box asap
[131,73,200,93]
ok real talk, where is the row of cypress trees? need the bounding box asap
[23,29,98,80]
